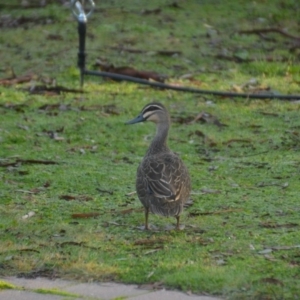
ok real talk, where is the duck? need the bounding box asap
[126,102,191,230]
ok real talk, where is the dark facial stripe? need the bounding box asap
[142,104,164,115]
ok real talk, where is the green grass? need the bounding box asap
[1,0,300,299]
[34,288,78,297]
[0,280,16,290]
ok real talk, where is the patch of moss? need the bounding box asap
[33,288,78,297]
[0,280,16,290]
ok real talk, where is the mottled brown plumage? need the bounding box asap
[126,102,191,230]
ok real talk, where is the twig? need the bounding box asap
[126,191,137,196]
[96,188,114,195]
[0,159,59,167]
[109,47,182,56]
[238,28,300,41]
[189,208,243,216]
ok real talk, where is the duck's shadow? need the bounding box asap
[135,224,205,233]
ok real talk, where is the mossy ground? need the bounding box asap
[0,1,300,299]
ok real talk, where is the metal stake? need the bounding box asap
[71,0,95,87]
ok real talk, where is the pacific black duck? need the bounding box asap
[126,102,191,230]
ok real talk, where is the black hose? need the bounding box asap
[84,70,300,100]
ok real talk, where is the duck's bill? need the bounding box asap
[125,114,145,125]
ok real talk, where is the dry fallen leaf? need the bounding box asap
[189,208,242,217]
[145,249,161,255]
[60,195,93,201]
[71,213,100,218]
[258,245,300,254]
[216,259,226,265]
[146,270,155,278]
[0,158,59,168]
[141,8,161,15]
[200,188,221,194]
[22,211,35,219]
[119,208,143,215]
[59,241,84,247]
[190,111,227,128]
[138,281,164,290]
[223,138,252,146]
[259,222,298,229]
[258,249,273,254]
[134,237,167,246]
[96,63,166,83]
[27,85,83,95]
[260,277,284,286]
[0,73,35,86]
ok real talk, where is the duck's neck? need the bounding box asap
[147,121,170,155]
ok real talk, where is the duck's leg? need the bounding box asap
[175,216,180,230]
[145,207,150,230]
